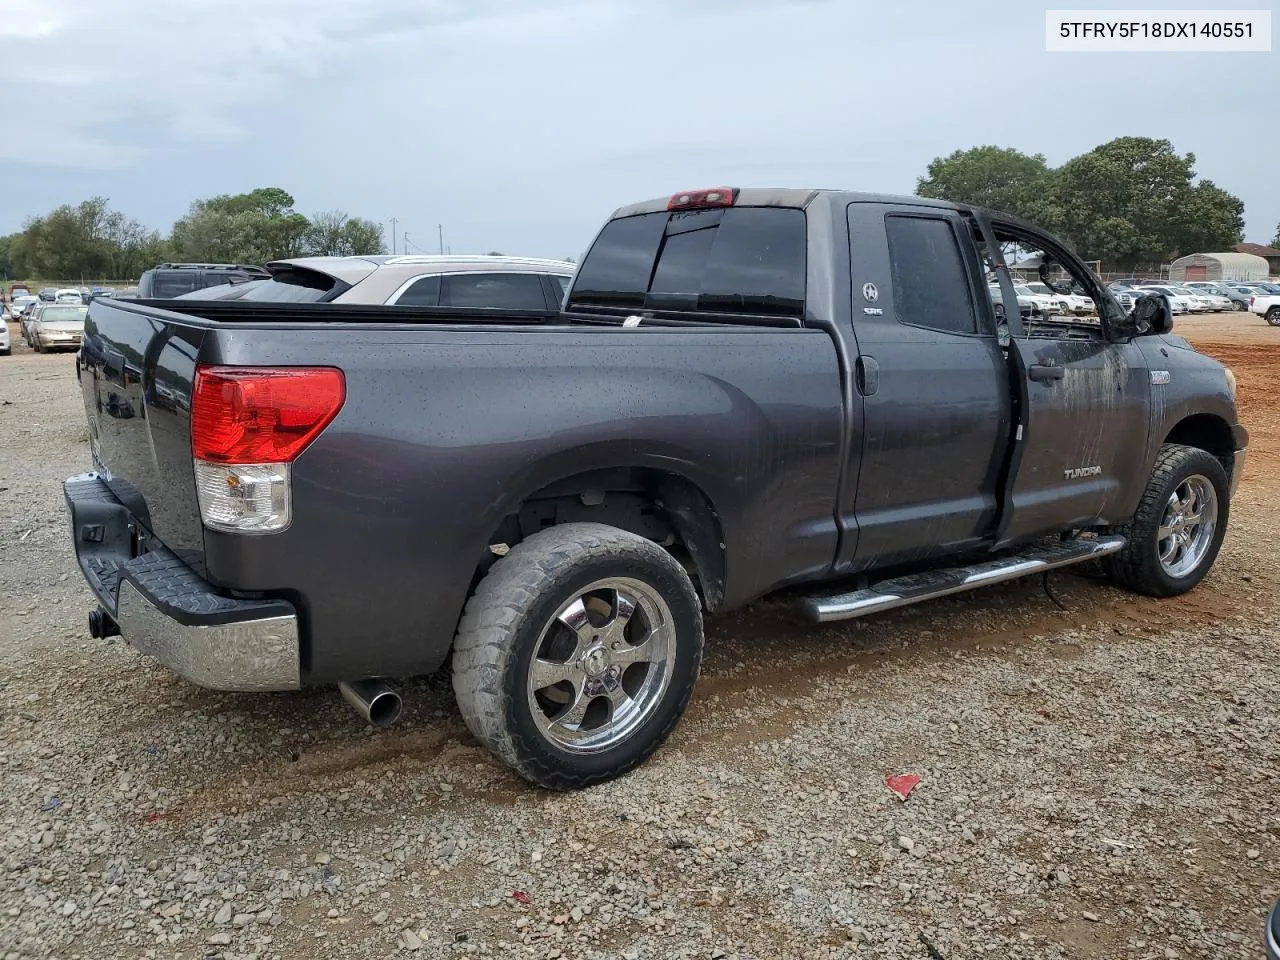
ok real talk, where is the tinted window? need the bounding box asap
[152,272,201,298]
[554,275,571,296]
[442,273,547,310]
[238,268,336,303]
[570,213,667,307]
[569,207,806,317]
[885,216,979,335]
[394,276,441,306]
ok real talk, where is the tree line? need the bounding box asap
[915,137,1270,270]
[0,187,386,282]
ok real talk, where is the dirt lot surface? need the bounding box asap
[1,314,1277,960]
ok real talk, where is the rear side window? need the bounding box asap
[441,273,547,310]
[152,271,201,298]
[885,216,979,335]
[569,207,806,318]
[394,276,440,306]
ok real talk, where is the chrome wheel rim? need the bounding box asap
[1157,475,1218,579]
[526,578,676,754]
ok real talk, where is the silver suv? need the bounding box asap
[178,255,575,310]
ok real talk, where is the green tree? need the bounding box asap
[1168,180,1244,255]
[14,198,135,279]
[1049,137,1242,267]
[172,187,310,264]
[916,146,1055,222]
[303,210,386,257]
[340,217,385,256]
[1272,222,1280,248]
[0,233,16,279]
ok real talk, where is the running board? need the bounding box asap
[801,536,1126,624]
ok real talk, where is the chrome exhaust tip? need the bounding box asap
[338,679,403,728]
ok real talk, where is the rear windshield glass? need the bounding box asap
[40,306,88,323]
[568,206,806,317]
[237,268,338,303]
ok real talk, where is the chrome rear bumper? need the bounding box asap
[64,473,300,692]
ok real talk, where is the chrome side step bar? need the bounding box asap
[801,536,1126,624]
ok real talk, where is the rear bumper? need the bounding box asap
[64,473,300,691]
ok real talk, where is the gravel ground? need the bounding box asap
[1,319,1277,960]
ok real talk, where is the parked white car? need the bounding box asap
[987,284,1040,317]
[0,317,9,355]
[10,294,38,319]
[1166,285,1216,312]
[1134,285,1191,315]
[1183,281,1251,310]
[54,288,84,305]
[1011,283,1071,315]
[1184,289,1232,311]
[1026,282,1095,314]
[1248,292,1280,326]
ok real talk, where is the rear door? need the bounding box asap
[842,202,1012,568]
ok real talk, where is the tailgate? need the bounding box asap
[79,299,209,574]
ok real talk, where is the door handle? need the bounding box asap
[1028,363,1065,383]
[856,355,879,396]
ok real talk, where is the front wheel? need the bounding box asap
[1266,307,1280,327]
[1105,444,1229,597]
[451,522,704,789]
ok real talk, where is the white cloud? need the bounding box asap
[0,0,1275,248]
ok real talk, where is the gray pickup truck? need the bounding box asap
[65,188,1247,788]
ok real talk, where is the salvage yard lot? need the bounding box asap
[0,315,1277,960]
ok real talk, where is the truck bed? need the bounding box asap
[76,296,847,684]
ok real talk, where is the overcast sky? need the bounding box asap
[1,0,1276,259]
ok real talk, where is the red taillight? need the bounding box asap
[191,365,345,464]
[667,187,738,211]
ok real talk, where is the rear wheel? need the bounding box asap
[451,522,703,789]
[1266,307,1280,327]
[1105,444,1229,597]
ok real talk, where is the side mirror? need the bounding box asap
[1128,294,1174,337]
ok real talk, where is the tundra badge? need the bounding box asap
[1064,465,1102,480]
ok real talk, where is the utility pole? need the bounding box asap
[389,218,398,255]
[438,224,444,256]
[404,231,410,255]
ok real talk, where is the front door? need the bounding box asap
[1003,337,1151,540]
[840,202,1012,570]
[987,221,1152,543]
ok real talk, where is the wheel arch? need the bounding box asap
[478,460,730,613]
[1163,412,1238,476]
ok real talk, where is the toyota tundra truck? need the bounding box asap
[65,188,1247,789]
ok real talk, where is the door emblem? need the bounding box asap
[861,282,879,303]
[1150,370,1171,385]
[1064,465,1102,480]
